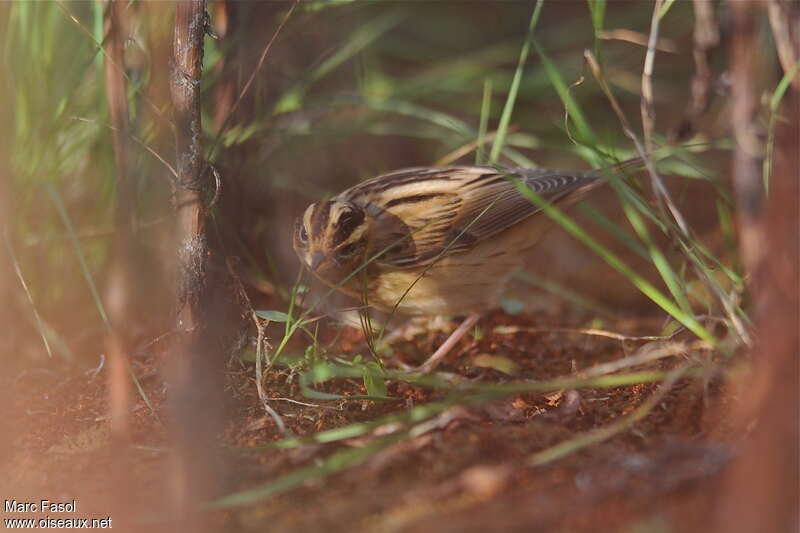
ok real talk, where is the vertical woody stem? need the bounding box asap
[103,0,133,440]
[716,5,799,529]
[730,1,765,280]
[171,0,207,330]
[169,1,221,524]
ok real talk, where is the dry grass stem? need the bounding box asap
[671,0,720,142]
[493,325,676,343]
[435,128,516,166]
[599,29,677,53]
[253,312,288,435]
[767,0,800,91]
[640,0,663,154]
[529,362,693,467]
[577,340,709,379]
[585,49,751,345]
[53,0,173,131]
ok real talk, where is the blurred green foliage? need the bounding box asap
[2,0,783,371]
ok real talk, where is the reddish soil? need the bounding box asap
[1,307,742,533]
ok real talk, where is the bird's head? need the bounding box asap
[293,199,371,279]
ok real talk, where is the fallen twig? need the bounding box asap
[529,362,692,467]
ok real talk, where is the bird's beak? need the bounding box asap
[310,252,325,272]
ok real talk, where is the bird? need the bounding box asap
[293,161,637,372]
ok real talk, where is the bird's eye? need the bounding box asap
[298,226,308,243]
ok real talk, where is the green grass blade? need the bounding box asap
[510,180,716,345]
[619,201,692,314]
[587,0,606,61]
[476,78,493,164]
[716,198,740,274]
[529,364,689,466]
[47,184,111,330]
[532,39,597,150]
[489,0,544,164]
[243,366,699,454]
[515,271,617,318]
[274,8,407,114]
[254,399,458,451]
[47,184,158,418]
[763,61,799,193]
[4,231,54,358]
[212,433,406,509]
[657,0,677,20]
[219,365,700,508]
[577,203,650,260]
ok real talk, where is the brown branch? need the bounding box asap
[167,1,224,526]
[171,0,208,330]
[102,0,134,441]
[671,0,721,142]
[717,13,797,530]
[715,94,799,533]
[730,1,766,280]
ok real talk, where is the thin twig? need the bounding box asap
[641,0,663,154]
[584,50,689,234]
[267,397,337,409]
[226,258,289,434]
[492,325,679,343]
[767,0,800,91]
[69,117,178,180]
[208,0,299,160]
[435,128,516,167]
[584,49,751,345]
[3,231,53,358]
[21,215,168,247]
[578,340,709,379]
[53,0,173,132]
[529,362,693,466]
[47,184,160,416]
[252,311,288,436]
[599,29,677,53]
[671,0,720,142]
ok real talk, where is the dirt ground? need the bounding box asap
[2,303,744,533]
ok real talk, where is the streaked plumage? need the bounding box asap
[293,164,612,316]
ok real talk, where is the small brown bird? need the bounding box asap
[293,163,629,371]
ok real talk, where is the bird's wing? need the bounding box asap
[346,166,598,268]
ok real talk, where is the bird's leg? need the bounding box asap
[417,313,481,373]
